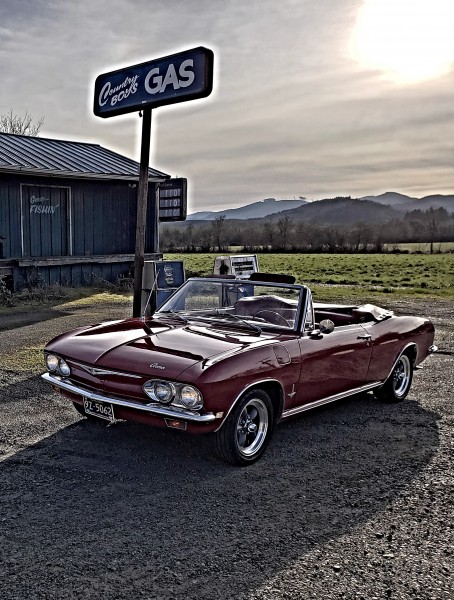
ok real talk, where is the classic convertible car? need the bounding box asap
[42,274,436,465]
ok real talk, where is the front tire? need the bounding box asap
[214,389,274,466]
[375,352,413,403]
[72,401,87,417]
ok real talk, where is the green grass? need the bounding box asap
[0,346,45,373]
[2,254,451,318]
[58,291,132,309]
[0,287,132,315]
[166,253,454,302]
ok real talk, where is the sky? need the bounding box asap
[1,0,454,212]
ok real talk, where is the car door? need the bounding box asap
[293,323,373,406]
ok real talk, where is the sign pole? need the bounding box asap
[133,108,152,318]
[93,47,213,318]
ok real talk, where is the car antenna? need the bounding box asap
[142,268,160,320]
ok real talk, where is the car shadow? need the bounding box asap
[0,383,440,600]
[0,303,130,333]
[0,308,71,332]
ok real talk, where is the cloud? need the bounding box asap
[1,0,453,211]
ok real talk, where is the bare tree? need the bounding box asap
[425,207,442,254]
[263,221,274,249]
[0,109,44,136]
[277,216,290,249]
[211,215,226,252]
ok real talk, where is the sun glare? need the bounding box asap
[351,0,454,84]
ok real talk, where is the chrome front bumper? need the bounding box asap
[41,372,217,423]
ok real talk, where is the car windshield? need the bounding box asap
[156,278,305,331]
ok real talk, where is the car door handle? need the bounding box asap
[357,333,372,340]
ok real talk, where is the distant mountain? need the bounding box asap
[263,197,399,225]
[188,197,307,221]
[186,211,214,220]
[185,192,454,226]
[412,194,454,213]
[361,192,454,213]
[360,191,419,206]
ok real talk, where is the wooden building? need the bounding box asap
[0,133,169,290]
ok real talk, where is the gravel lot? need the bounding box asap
[0,298,452,600]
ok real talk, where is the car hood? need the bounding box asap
[45,317,268,380]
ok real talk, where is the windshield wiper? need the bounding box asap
[156,310,189,324]
[158,310,262,334]
[212,310,262,334]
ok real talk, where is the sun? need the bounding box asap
[350,0,454,84]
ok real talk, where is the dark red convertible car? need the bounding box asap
[42,274,436,465]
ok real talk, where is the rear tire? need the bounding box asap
[375,352,413,403]
[214,389,274,466]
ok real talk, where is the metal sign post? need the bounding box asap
[132,108,152,318]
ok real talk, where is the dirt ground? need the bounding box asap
[0,297,452,600]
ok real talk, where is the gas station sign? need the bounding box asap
[159,178,187,221]
[94,47,214,118]
[94,46,213,316]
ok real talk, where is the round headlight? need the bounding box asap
[154,382,175,403]
[179,385,203,411]
[58,359,71,377]
[144,381,175,404]
[46,354,59,372]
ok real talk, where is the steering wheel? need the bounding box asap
[254,310,290,327]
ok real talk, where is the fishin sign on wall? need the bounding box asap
[94,47,214,117]
[29,195,59,214]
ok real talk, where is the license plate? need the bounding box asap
[83,398,115,422]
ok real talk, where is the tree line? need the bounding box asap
[160,207,454,253]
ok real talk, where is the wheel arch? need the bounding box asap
[214,379,284,432]
[385,343,418,381]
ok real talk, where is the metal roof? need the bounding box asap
[0,132,169,181]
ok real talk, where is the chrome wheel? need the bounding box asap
[214,388,274,465]
[235,398,269,457]
[375,351,414,403]
[392,354,412,398]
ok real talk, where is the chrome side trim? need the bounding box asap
[214,378,285,433]
[41,373,216,423]
[281,382,382,419]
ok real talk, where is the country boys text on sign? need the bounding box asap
[94,47,214,117]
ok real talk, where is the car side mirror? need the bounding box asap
[319,319,335,334]
[309,319,335,338]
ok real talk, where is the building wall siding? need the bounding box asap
[0,172,159,288]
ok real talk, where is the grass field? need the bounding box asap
[166,253,454,302]
[2,253,452,313]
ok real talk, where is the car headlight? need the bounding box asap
[58,359,71,377]
[143,380,204,411]
[46,354,59,372]
[179,385,203,411]
[143,380,176,404]
[45,354,71,377]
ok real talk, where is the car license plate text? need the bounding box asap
[83,398,115,422]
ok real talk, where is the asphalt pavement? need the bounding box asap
[0,299,452,600]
